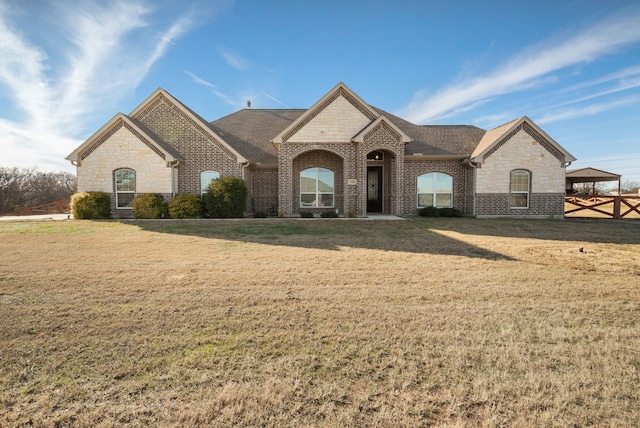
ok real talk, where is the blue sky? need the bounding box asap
[1,0,639,185]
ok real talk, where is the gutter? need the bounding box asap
[462,158,480,217]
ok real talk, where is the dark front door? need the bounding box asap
[367,166,383,213]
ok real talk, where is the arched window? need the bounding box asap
[417,172,453,208]
[510,170,530,208]
[300,168,334,208]
[200,171,220,194]
[115,168,135,208]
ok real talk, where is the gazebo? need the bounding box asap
[566,167,621,195]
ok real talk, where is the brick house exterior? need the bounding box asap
[67,82,576,218]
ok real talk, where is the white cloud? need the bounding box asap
[536,95,640,124]
[0,1,223,172]
[217,46,250,71]
[397,9,640,124]
[185,71,242,108]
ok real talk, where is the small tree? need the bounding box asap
[203,176,248,218]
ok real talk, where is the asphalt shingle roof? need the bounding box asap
[209,106,491,163]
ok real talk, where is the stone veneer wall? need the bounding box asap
[402,159,470,215]
[133,94,243,194]
[475,127,567,217]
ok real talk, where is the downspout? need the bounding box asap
[463,158,479,217]
[170,160,181,198]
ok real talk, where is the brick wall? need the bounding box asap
[402,159,470,215]
[133,94,243,194]
[250,168,278,214]
[476,193,565,217]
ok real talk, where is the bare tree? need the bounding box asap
[619,180,639,194]
[0,167,77,214]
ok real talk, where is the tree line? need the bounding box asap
[0,167,77,214]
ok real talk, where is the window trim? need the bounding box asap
[115,168,135,209]
[200,170,221,195]
[300,167,334,208]
[417,172,453,208]
[510,169,531,209]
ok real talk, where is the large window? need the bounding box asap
[510,170,530,208]
[417,172,453,207]
[201,171,220,194]
[115,168,135,208]
[300,168,334,208]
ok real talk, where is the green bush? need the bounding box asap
[70,191,111,219]
[320,210,339,218]
[300,212,314,218]
[132,193,168,219]
[418,206,463,218]
[169,194,202,219]
[439,207,463,217]
[203,176,248,218]
[253,211,268,218]
[418,206,440,217]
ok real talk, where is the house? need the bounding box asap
[66,82,576,218]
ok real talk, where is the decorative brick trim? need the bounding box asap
[80,121,123,160]
[522,122,564,162]
[123,122,166,160]
[476,192,565,216]
[282,87,377,142]
[363,121,401,143]
[483,122,565,163]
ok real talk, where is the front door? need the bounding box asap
[367,166,383,213]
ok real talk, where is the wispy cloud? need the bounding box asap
[536,95,640,124]
[397,8,640,124]
[0,1,224,172]
[185,71,242,108]
[217,46,250,71]
[261,90,290,108]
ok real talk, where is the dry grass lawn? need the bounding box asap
[1,217,639,427]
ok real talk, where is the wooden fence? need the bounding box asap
[565,195,640,219]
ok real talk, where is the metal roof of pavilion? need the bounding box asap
[566,167,621,183]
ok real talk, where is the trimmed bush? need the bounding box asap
[169,194,202,219]
[253,211,268,218]
[203,176,248,218]
[439,207,463,217]
[418,206,440,217]
[300,212,314,218]
[70,191,111,219]
[132,193,168,219]
[320,210,339,218]
[418,206,464,218]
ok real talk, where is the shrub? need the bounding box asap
[320,210,339,218]
[169,194,202,219]
[300,212,314,218]
[418,206,440,217]
[418,206,464,218]
[439,207,463,217]
[203,176,248,218]
[70,191,111,219]
[132,193,168,219]
[253,211,268,218]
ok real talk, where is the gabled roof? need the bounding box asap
[271,82,379,144]
[210,109,305,165]
[353,115,412,144]
[470,116,577,163]
[130,88,248,164]
[566,167,621,183]
[66,113,183,164]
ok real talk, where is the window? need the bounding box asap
[417,172,453,207]
[201,171,220,194]
[300,168,334,208]
[115,169,135,208]
[510,170,530,208]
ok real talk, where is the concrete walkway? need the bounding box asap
[0,214,72,221]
